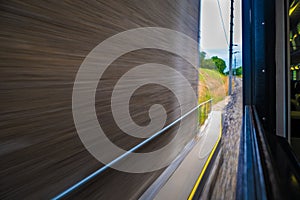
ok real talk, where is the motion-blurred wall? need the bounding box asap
[0,1,199,199]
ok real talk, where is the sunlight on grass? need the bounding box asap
[198,68,228,125]
[198,68,228,104]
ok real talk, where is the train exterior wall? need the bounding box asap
[0,0,200,199]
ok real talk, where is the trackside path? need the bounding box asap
[202,78,243,200]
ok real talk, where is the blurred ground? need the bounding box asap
[201,78,243,200]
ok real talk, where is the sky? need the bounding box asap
[200,0,242,69]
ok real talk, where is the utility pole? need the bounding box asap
[228,0,234,95]
[234,55,236,82]
[233,51,239,83]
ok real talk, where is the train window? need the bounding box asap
[289,0,300,160]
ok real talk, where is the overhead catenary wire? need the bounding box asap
[216,0,229,46]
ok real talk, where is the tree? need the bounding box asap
[199,51,216,69]
[234,66,243,76]
[199,51,206,68]
[199,52,227,74]
[200,51,206,61]
[202,58,216,70]
[211,56,227,74]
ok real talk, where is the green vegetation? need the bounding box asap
[233,66,243,76]
[200,51,227,75]
[224,66,243,76]
[198,68,228,104]
[198,54,229,125]
[211,56,226,75]
[198,101,211,125]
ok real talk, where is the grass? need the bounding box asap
[198,102,211,125]
[198,68,228,104]
[198,68,228,125]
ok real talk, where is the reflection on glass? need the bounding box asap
[289,0,300,160]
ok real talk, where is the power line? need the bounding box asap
[216,0,229,46]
